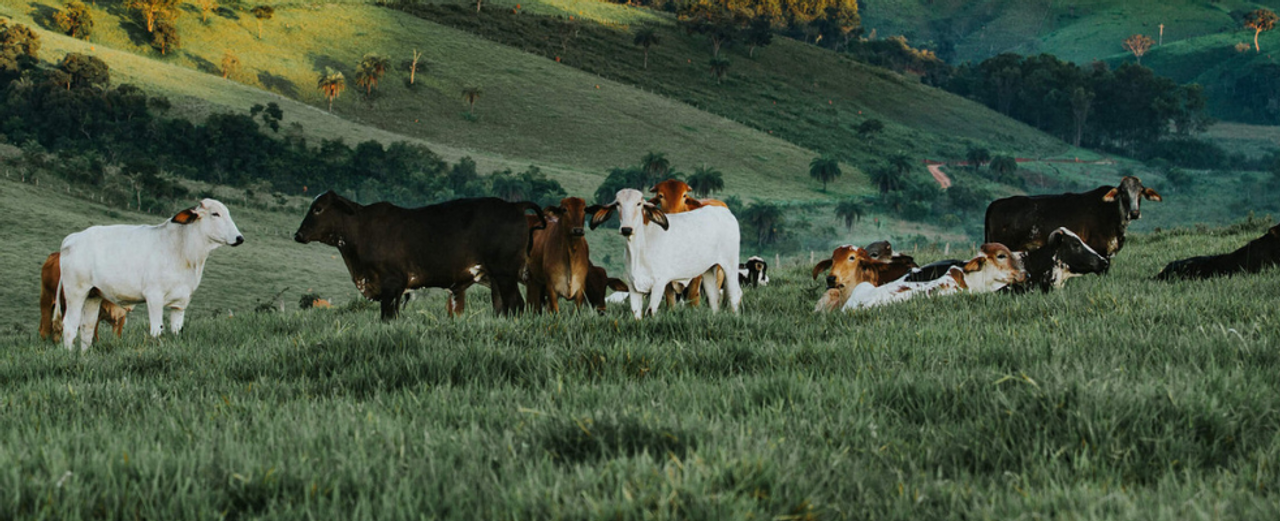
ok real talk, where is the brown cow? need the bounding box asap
[526,197,593,313]
[585,264,629,314]
[811,244,918,312]
[648,179,730,307]
[39,252,129,342]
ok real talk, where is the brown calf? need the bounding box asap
[811,244,918,312]
[39,252,129,342]
[585,264,629,314]
[526,197,593,313]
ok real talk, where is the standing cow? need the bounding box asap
[294,191,544,319]
[58,199,244,351]
[985,176,1162,262]
[525,197,592,313]
[40,252,130,342]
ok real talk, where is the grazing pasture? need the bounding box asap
[3,213,1280,518]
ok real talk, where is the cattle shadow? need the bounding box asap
[214,6,241,20]
[257,71,298,98]
[187,53,220,76]
[309,54,347,75]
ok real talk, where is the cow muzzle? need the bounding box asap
[232,235,245,247]
[826,275,838,289]
[294,232,307,244]
[620,227,633,237]
[1129,211,1141,220]
[570,227,585,237]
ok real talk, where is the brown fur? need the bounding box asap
[39,252,129,342]
[811,244,919,311]
[526,197,592,313]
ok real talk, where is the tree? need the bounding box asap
[1070,86,1094,147]
[461,85,482,115]
[640,151,671,184]
[355,53,389,96]
[251,5,274,40]
[887,153,912,176]
[317,67,345,111]
[58,53,109,90]
[686,166,724,197]
[1122,34,1154,64]
[709,56,730,84]
[740,200,784,246]
[195,0,217,22]
[52,1,94,40]
[808,155,841,192]
[744,16,772,58]
[834,198,863,231]
[250,102,284,132]
[221,50,240,79]
[151,19,179,55]
[0,22,41,77]
[868,165,901,194]
[679,2,742,58]
[1245,9,1278,52]
[989,155,1018,178]
[633,26,660,70]
[126,0,179,34]
[965,146,991,171]
[856,119,884,137]
[408,49,423,85]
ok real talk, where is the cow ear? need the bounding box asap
[171,207,200,225]
[587,204,616,230]
[1142,187,1163,202]
[964,257,985,272]
[684,196,704,209]
[1047,229,1064,245]
[644,205,669,230]
[1102,188,1119,202]
[811,259,832,280]
[606,278,630,292]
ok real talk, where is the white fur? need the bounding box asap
[606,189,742,319]
[844,254,1023,311]
[59,199,244,351]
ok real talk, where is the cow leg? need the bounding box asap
[61,286,90,351]
[647,283,668,317]
[526,280,545,314]
[493,275,524,315]
[687,275,703,307]
[145,294,166,337]
[701,270,721,312]
[725,264,743,314]
[544,282,561,314]
[39,284,56,342]
[379,277,407,321]
[628,291,645,320]
[78,297,102,351]
[168,307,186,335]
[663,283,678,309]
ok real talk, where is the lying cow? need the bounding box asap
[1157,223,1280,280]
[295,191,543,319]
[39,251,130,342]
[905,228,1109,293]
[812,243,917,312]
[845,243,1026,310]
[589,188,742,319]
[59,199,244,351]
[986,176,1162,262]
[738,256,769,287]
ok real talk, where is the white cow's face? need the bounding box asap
[174,199,245,247]
[588,188,668,238]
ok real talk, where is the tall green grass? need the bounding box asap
[3,206,1279,519]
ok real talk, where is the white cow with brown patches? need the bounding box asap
[844,243,1026,310]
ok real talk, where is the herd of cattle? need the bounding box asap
[36,176,1280,351]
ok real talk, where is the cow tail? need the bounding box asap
[518,201,547,256]
[53,278,64,322]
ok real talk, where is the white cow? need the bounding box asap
[58,199,245,350]
[844,243,1026,311]
[588,189,742,319]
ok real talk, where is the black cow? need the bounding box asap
[1157,224,1280,280]
[1006,227,1110,293]
[738,256,769,287]
[985,176,1162,264]
[294,191,544,320]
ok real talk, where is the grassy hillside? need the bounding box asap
[4,215,1280,518]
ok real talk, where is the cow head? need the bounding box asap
[588,189,668,237]
[1046,227,1109,276]
[864,241,894,262]
[295,191,358,247]
[172,199,244,247]
[546,197,588,237]
[1103,176,1162,221]
[649,179,700,214]
[961,243,1027,291]
[744,256,769,285]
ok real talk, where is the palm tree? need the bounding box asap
[250,5,274,40]
[709,56,730,84]
[834,198,864,231]
[317,67,345,112]
[888,153,912,176]
[462,86,483,115]
[868,165,900,194]
[741,201,784,246]
[633,26,660,70]
[686,166,724,197]
[640,151,671,186]
[355,53,390,96]
[808,155,841,192]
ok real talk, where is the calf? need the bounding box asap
[59,199,244,351]
[295,191,543,319]
[811,243,917,312]
[1157,224,1280,280]
[39,252,129,342]
[738,256,769,287]
[525,197,592,313]
[845,243,1026,310]
[585,264,629,313]
[1008,227,1110,292]
[986,176,1162,262]
[589,188,742,319]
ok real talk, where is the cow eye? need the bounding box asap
[997,254,1007,260]
[212,212,221,217]
[313,208,323,215]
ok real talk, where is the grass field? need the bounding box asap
[3,202,1280,518]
